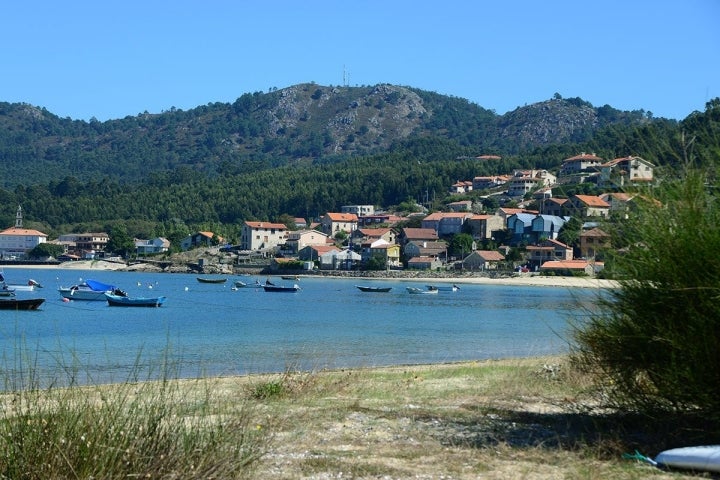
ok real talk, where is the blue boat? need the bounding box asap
[105,293,166,307]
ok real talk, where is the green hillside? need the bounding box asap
[0,84,717,245]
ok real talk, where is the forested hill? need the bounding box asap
[0,83,660,188]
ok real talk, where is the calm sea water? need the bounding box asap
[0,268,602,387]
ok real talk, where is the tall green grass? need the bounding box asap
[0,350,270,479]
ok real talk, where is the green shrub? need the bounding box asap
[571,170,720,420]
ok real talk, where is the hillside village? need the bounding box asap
[0,152,653,277]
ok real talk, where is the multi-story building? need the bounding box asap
[240,222,287,251]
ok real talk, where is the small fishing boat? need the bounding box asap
[234,279,264,288]
[263,282,300,292]
[105,293,166,307]
[407,286,439,295]
[356,285,392,293]
[196,277,227,284]
[425,284,460,292]
[281,275,300,281]
[1,278,43,292]
[59,279,126,301]
[0,298,45,310]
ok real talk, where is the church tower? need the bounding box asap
[15,205,23,228]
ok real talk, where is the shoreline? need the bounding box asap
[4,259,618,289]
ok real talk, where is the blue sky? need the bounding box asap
[2,1,718,121]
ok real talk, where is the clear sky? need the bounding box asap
[2,0,718,121]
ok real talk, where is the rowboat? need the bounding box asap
[263,283,300,292]
[407,286,439,295]
[105,293,166,307]
[0,298,45,310]
[196,277,227,284]
[356,285,392,293]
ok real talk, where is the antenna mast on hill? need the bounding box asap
[343,65,350,87]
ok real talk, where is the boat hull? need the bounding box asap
[59,287,110,301]
[407,287,438,295]
[105,293,166,307]
[196,277,227,284]
[0,298,45,310]
[356,285,392,293]
[263,284,300,292]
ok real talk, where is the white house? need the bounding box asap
[240,221,287,251]
[285,229,331,253]
[321,213,358,237]
[0,206,48,259]
[135,237,171,255]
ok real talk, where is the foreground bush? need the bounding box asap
[572,170,720,420]
[0,365,269,479]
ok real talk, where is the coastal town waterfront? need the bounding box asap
[0,266,606,387]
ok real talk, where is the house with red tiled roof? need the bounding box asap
[240,221,287,251]
[449,180,473,195]
[181,231,225,251]
[599,156,654,187]
[507,169,557,197]
[526,239,573,270]
[472,175,509,190]
[465,214,505,240]
[560,152,604,176]
[285,229,331,253]
[0,206,48,259]
[352,227,395,245]
[298,244,340,262]
[538,197,568,216]
[540,259,604,276]
[496,207,538,221]
[421,212,474,236]
[564,195,610,218]
[398,228,439,246]
[404,240,448,261]
[462,250,506,270]
[320,212,358,237]
[407,256,443,270]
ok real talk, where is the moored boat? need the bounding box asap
[407,286,439,295]
[196,277,227,284]
[263,282,300,292]
[234,279,264,288]
[59,279,125,301]
[1,279,43,292]
[356,285,392,293]
[105,293,166,307]
[0,297,45,310]
[425,284,459,292]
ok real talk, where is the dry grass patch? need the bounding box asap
[243,357,706,479]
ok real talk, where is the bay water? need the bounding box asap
[0,268,601,387]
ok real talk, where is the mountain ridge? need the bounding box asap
[0,83,660,188]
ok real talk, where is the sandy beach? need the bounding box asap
[4,259,618,289]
